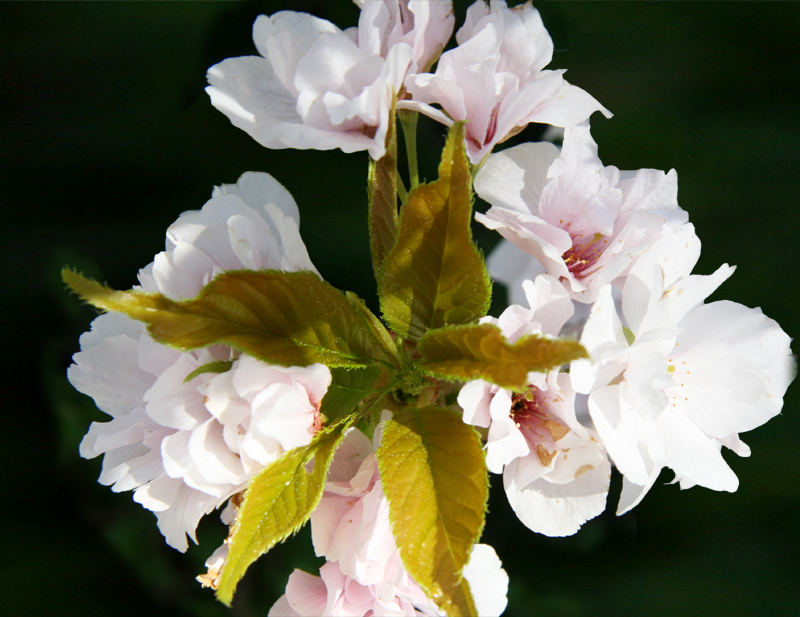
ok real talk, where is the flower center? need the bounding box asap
[561,231,608,278]
[510,387,569,466]
[666,355,691,408]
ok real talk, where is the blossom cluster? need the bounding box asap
[67,1,794,616]
[463,123,794,527]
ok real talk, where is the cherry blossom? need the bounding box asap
[267,427,509,616]
[475,124,688,302]
[355,0,455,73]
[458,275,610,535]
[571,232,796,513]
[207,2,453,160]
[269,561,432,617]
[69,173,329,551]
[402,0,609,163]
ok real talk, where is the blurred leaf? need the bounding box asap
[378,406,488,616]
[378,123,491,341]
[418,323,587,391]
[215,417,353,606]
[63,268,399,369]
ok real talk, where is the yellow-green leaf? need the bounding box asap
[418,323,588,391]
[63,268,400,369]
[368,105,399,279]
[215,417,353,606]
[183,360,234,383]
[378,407,488,617]
[378,123,491,341]
[320,365,381,423]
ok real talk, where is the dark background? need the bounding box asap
[2,1,798,616]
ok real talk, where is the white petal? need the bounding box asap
[616,471,659,515]
[327,428,374,483]
[160,430,192,479]
[673,301,794,436]
[571,285,627,394]
[213,170,299,221]
[79,410,150,459]
[143,355,209,430]
[457,380,496,429]
[521,274,574,336]
[97,444,160,492]
[268,595,299,617]
[462,544,508,617]
[282,569,327,616]
[485,388,529,474]
[504,455,610,536]
[652,408,738,492]
[68,316,154,418]
[588,385,652,486]
[148,482,221,552]
[188,418,246,486]
[525,79,611,127]
[207,57,374,154]
[253,12,340,89]
[475,141,560,214]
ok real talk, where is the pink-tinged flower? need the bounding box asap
[267,427,508,616]
[69,173,329,551]
[206,2,453,160]
[355,0,455,73]
[402,0,609,163]
[572,232,796,513]
[269,561,432,617]
[475,124,689,302]
[457,276,610,536]
[270,543,508,617]
[311,429,409,594]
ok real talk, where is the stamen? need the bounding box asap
[561,231,608,278]
[510,387,569,449]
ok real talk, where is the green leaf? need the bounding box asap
[368,105,399,279]
[63,268,400,369]
[418,323,588,391]
[378,123,491,341]
[345,291,399,362]
[215,417,353,606]
[378,406,488,617]
[320,365,381,423]
[183,360,234,383]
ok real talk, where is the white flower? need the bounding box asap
[267,427,509,616]
[355,0,455,73]
[457,276,610,536]
[206,2,454,159]
[572,232,796,513]
[402,0,609,163]
[475,124,688,302]
[69,172,329,551]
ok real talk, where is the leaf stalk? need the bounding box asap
[399,109,420,189]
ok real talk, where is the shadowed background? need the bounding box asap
[2,1,798,616]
